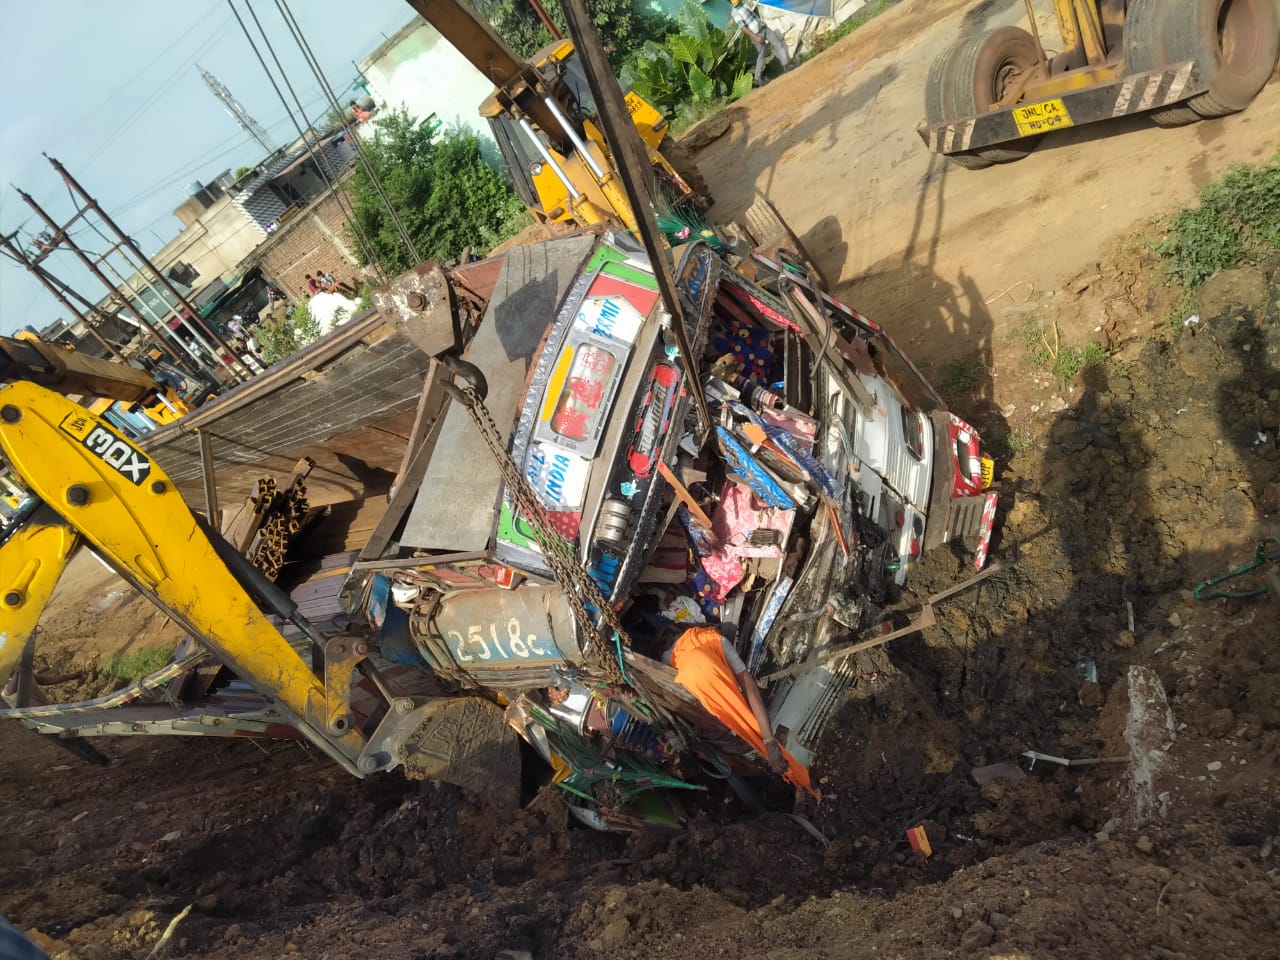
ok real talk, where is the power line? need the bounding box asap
[232,0,384,279]
[16,1,228,173]
[105,91,337,219]
[75,19,240,172]
[275,0,420,266]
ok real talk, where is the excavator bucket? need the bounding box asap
[400,698,521,809]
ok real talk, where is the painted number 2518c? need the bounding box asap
[447,618,555,664]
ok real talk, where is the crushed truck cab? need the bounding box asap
[0,221,996,831]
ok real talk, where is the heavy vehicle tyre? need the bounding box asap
[926,29,1042,167]
[1150,104,1203,126]
[969,26,1045,113]
[1125,0,1280,116]
[925,40,994,168]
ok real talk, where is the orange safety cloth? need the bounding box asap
[671,626,815,796]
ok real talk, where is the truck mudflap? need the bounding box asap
[918,60,1204,156]
[941,491,999,572]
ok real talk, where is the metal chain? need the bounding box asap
[458,384,631,685]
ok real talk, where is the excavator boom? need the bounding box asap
[0,334,160,404]
[0,382,366,773]
[402,0,571,146]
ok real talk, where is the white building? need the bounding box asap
[356,17,498,141]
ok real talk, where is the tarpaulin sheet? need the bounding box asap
[755,0,833,18]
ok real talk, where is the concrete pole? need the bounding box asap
[95,252,225,381]
[47,156,254,380]
[15,188,189,368]
[0,233,128,362]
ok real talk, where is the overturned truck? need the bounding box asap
[1,216,996,830]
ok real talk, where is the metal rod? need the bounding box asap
[1022,0,1049,77]
[556,0,714,440]
[925,560,1008,605]
[760,605,937,685]
[542,96,606,180]
[527,0,563,39]
[198,429,220,525]
[516,117,581,199]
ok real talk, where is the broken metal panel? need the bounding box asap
[371,261,459,358]
[19,694,299,740]
[400,234,598,552]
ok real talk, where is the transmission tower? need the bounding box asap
[198,65,274,154]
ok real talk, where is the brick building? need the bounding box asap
[249,184,375,302]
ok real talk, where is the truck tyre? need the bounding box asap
[927,29,1044,167]
[1125,0,1280,117]
[1149,104,1203,126]
[925,39,995,169]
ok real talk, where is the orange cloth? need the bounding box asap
[671,626,815,796]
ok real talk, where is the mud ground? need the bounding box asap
[5,1,1280,957]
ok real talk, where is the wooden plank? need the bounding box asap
[390,359,439,501]
[221,497,254,541]
[760,605,937,685]
[656,461,713,529]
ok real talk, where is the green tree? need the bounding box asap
[344,110,528,274]
[257,298,322,364]
[471,0,674,70]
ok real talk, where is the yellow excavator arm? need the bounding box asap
[0,332,193,426]
[0,506,78,689]
[400,0,700,231]
[0,381,366,772]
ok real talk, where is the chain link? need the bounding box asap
[458,384,631,686]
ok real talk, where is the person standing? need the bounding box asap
[729,0,790,87]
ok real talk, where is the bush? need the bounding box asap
[257,298,322,364]
[344,110,529,274]
[1154,154,1280,287]
[471,0,674,70]
[621,3,755,119]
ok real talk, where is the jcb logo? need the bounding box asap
[82,426,151,486]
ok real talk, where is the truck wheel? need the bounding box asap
[925,40,993,168]
[1125,0,1280,116]
[1150,104,1203,126]
[927,29,1044,167]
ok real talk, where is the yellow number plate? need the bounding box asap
[1011,98,1074,136]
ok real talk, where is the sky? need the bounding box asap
[0,0,417,336]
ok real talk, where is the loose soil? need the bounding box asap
[4,2,1280,957]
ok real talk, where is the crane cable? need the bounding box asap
[274,0,422,268]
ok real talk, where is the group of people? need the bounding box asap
[304,269,353,297]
